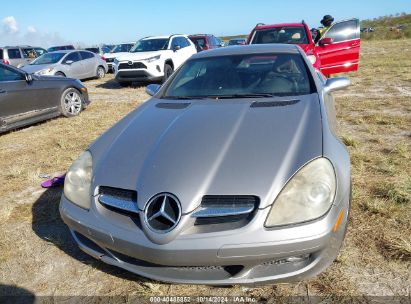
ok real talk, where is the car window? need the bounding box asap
[190,37,206,51]
[0,65,24,81]
[0,49,3,60]
[210,36,218,46]
[31,52,65,65]
[171,38,180,49]
[34,48,47,57]
[181,37,191,48]
[79,51,94,60]
[163,53,315,98]
[7,49,22,59]
[64,52,81,63]
[251,27,309,45]
[323,20,359,42]
[22,48,37,59]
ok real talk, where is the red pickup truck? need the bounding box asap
[247,19,360,76]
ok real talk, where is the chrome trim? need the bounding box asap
[98,194,139,214]
[192,204,255,218]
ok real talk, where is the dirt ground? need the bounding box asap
[0,39,410,301]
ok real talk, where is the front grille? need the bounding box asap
[118,62,147,70]
[98,186,138,215]
[192,195,259,226]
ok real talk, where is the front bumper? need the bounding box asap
[114,61,163,82]
[59,192,350,285]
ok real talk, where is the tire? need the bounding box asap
[96,66,105,79]
[60,88,83,117]
[162,64,173,83]
[55,72,66,77]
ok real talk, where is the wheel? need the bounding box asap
[60,88,83,117]
[96,66,105,79]
[118,81,130,87]
[55,72,66,77]
[162,64,173,83]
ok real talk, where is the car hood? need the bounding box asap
[116,50,168,62]
[103,52,129,59]
[20,63,58,74]
[90,94,323,212]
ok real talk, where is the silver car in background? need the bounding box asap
[0,46,47,67]
[20,50,108,80]
[60,44,351,285]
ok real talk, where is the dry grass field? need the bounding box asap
[0,39,410,301]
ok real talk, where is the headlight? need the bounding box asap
[307,55,317,65]
[37,68,54,75]
[265,158,336,227]
[64,151,93,210]
[144,55,161,63]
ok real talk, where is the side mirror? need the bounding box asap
[65,60,74,65]
[324,77,350,94]
[319,37,333,46]
[173,45,181,52]
[145,84,161,96]
[25,73,33,83]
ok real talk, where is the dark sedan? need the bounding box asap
[0,63,89,133]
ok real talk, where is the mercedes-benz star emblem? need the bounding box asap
[144,193,181,233]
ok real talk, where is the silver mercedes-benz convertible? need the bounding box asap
[60,44,351,285]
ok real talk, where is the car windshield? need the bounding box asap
[162,53,315,99]
[251,27,309,44]
[228,39,245,45]
[111,44,131,53]
[30,52,65,65]
[130,39,168,52]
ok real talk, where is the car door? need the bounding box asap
[7,48,25,67]
[79,51,96,78]
[169,37,184,69]
[62,52,85,79]
[0,65,41,127]
[315,19,360,75]
[179,37,196,63]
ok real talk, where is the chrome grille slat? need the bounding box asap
[192,205,255,218]
[98,194,139,214]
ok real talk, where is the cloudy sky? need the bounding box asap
[2,0,411,47]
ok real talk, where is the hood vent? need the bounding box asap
[250,99,300,108]
[156,103,191,109]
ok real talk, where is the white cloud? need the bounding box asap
[2,16,18,33]
[27,25,37,33]
[1,16,72,47]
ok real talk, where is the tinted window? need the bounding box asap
[324,20,359,42]
[80,51,94,60]
[180,37,190,48]
[64,52,81,63]
[131,39,168,52]
[251,27,309,44]
[163,53,314,98]
[171,38,179,49]
[7,49,22,59]
[0,65,24,81]
[210,36,219,46]
[0,49,3,60]
[190,37,206,51]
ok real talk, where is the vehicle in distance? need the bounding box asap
[113,35,196,85]
[102,43,135,72]
[85,45,113,56]
[60,44,352,285]
[227,38,247,46]
[0,46,47,67]
[248,19,361,75]
[21,50,108,80]
[189,34,222,52]
[0,63,89,133]
[47,45,75,52]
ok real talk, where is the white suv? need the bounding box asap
[113,35,197,85]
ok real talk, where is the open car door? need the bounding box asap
[315,18,360,75]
